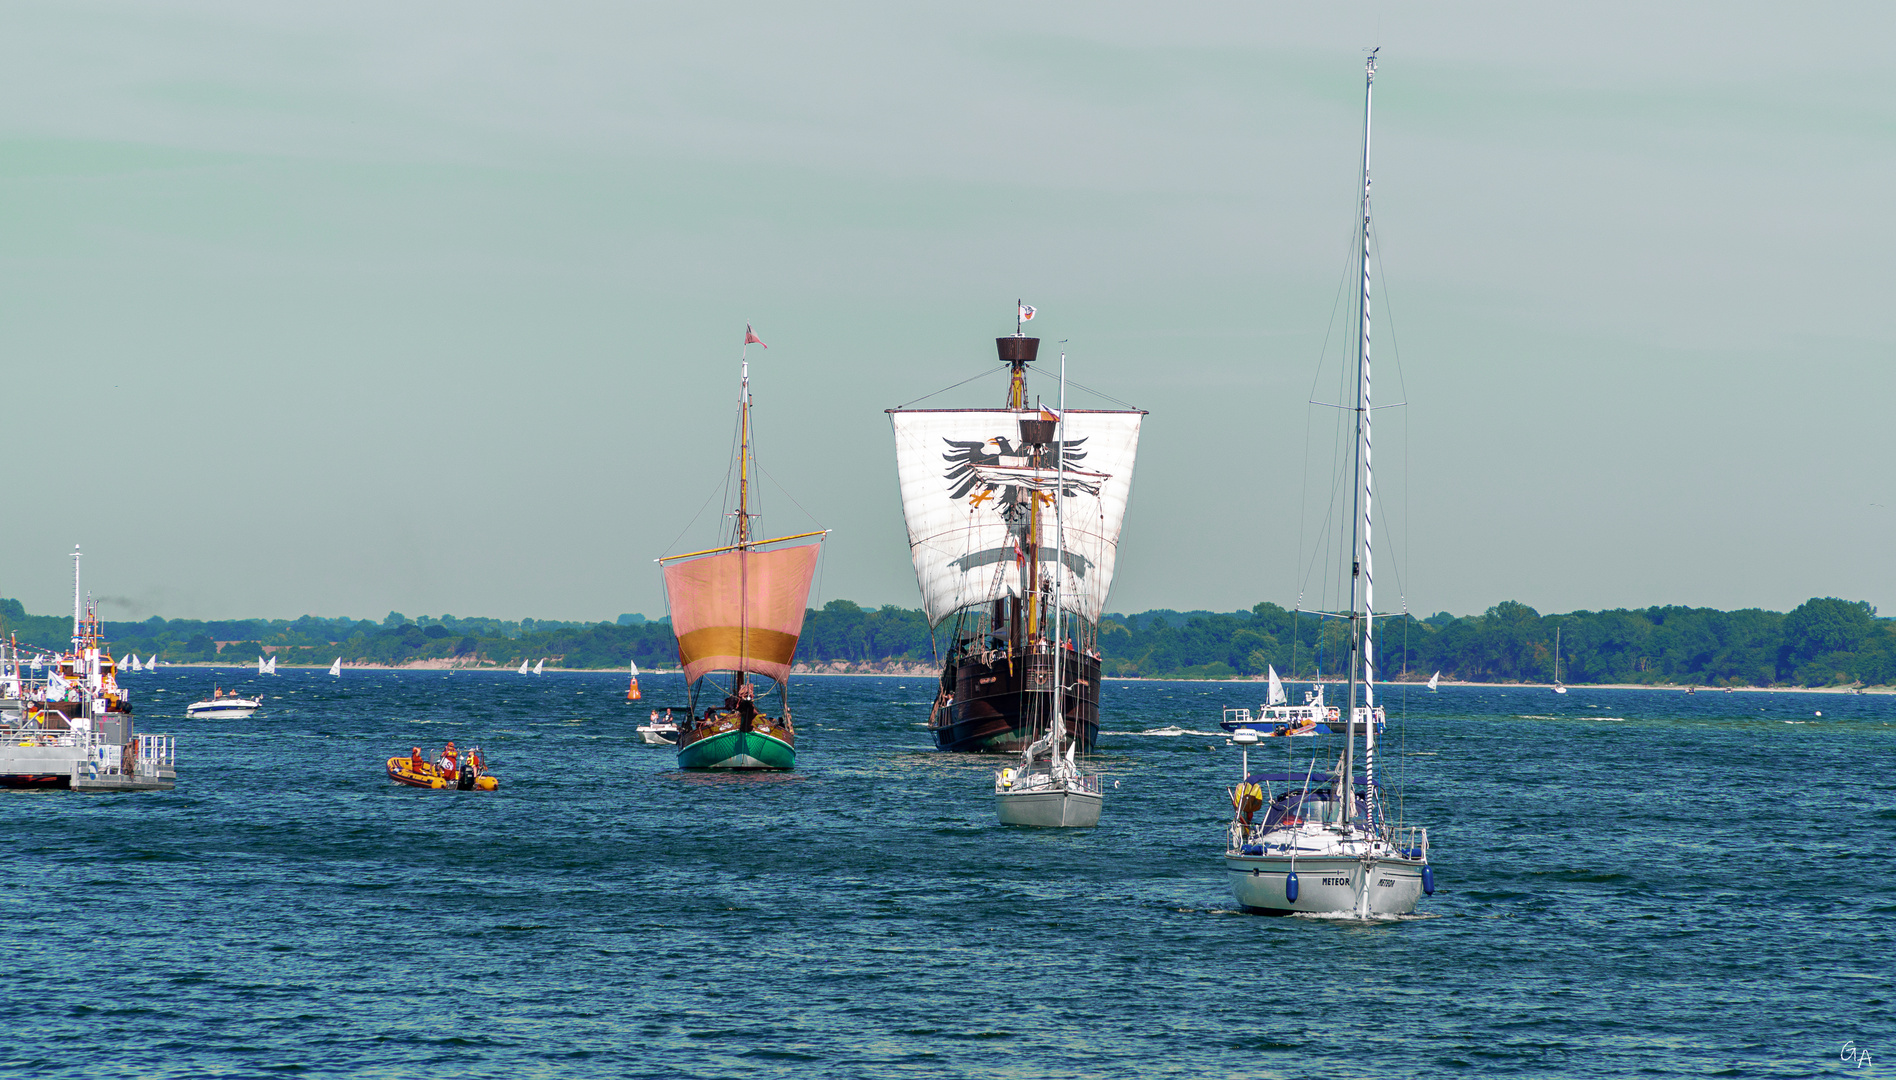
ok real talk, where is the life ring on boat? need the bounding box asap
[1326,708,1340,723]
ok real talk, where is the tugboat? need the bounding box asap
[0,548,176,792]
[889,310,1144,752]
[659,327,826,770]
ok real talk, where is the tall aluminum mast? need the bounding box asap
[1344,49,1379,830]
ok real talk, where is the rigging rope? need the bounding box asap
[891,365,1006,410]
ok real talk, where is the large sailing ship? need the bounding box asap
[661,333,825,770]
[889,324,1143,753]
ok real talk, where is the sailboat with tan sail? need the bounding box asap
[660,327,826,770]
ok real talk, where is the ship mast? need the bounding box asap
[1344,48,1379,831]
[997,327,1039,653]
[1050,346,1069,759]
[736,349,753,688]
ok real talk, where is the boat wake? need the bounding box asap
[1290,909,1441,924]
[1131,726,1223,737]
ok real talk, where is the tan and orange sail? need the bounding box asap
[662,543,820,683]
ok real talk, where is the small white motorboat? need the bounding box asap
[185,686,262,719]
[637,708,680,746]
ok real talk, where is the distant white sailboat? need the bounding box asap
[518,658,530,675]
[143,655,156,671]
[328,657,342,676]
[120,654,136,675]
[1427,671,1440,691]
[1266,665,1287,707]
[533,659,544,675]
[1553,627,1567,694]
[265,655,276,674]
[993,351,1102,828]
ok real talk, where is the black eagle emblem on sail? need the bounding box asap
[941,435,1097,520]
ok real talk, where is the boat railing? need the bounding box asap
[1385,825,1428,862]
[997,763,1101,795]
[1,725,174,776]
[136,733,175,771]
[1223,707,1255,726]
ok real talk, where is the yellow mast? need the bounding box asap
[738,361,752,548]
[1005,311,1038,643]
[736,354,752,686]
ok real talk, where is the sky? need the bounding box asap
[2,1,1892,624]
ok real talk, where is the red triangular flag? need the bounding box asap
[745,324,768,348]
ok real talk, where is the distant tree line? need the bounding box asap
[1096,597,1896,687]
[1,595,1888,686]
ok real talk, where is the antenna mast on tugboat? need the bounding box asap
[71,545,82,642]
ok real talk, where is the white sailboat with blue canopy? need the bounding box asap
[1222,51,1432,917]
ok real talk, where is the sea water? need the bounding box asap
[6,670,1891,1078]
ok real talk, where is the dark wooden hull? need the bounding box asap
[929,647,1099,753]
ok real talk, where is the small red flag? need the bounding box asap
[745,324,768,348]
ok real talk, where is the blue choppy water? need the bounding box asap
[6,670,1893,1078]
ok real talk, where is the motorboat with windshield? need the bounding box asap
[185,686,262,719]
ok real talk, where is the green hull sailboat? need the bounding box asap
[659,328,825,771]
[674,726,797,771]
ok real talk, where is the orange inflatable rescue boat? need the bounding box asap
[387,743,499,791]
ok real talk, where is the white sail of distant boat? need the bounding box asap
[1265,665,1286,707]
[258,656,267,674]
[1427,671,1440,691]
[533,659,544,675]
[143,655,156,671]
[264,655,276,674]
[518,658,530,675]
[120,654,135,675]
[1553,627,1567,694]
[328,657,342,676]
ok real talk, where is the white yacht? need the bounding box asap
[185,686,262,719]
[1221,52,1431,917]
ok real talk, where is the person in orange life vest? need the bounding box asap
[410,746,425,774]
[439,741,458,775]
